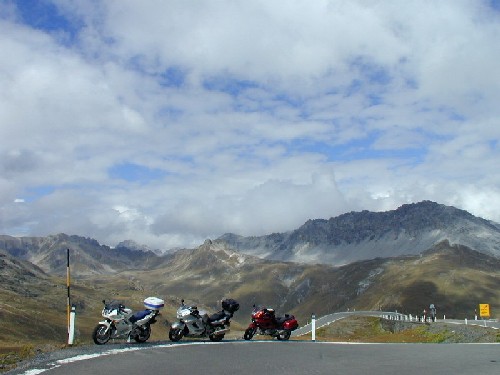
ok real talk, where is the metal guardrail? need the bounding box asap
[292,311,406,337]
[292,311,500,337]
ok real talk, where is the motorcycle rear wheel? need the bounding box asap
[92,324,111,345]
[134,325,151,343]
[169,328,184,342]
[276,330,291,341]
[209,333,224,342]
[243,328,255,340]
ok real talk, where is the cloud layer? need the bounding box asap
[1,0,499,250]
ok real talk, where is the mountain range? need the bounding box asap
[219,201,500,265]
[1,200,499,348]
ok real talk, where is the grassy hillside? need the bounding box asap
[300,316,500,343]
[0,241,498,354]
[354,241,500,318]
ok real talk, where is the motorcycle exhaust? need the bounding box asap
[214,328,230,336]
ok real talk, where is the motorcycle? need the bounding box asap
[168,298,239,342]
[92,297,164,345]
[243,305,298,341]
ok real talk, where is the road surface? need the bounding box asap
[9,341,499,375]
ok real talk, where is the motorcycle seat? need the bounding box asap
[206,310,227,324]
[129,309,152,323]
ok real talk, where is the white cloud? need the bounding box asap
[0,0,499,250]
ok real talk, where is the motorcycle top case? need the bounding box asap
[222,298,239,313]
[144,297,164,310]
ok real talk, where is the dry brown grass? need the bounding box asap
[293,316,499,343]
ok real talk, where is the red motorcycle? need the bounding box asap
[243,305,298,341]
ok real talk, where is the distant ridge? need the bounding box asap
[1,201,499,274]
[1,229,499,347]
[0,233,161,276]
[218,201,500,265]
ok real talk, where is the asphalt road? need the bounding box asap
[10,341,499,375]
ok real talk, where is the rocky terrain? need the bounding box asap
[0,200,499,363]
[219,201,500,265]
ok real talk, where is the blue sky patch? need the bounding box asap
[23,185,56,202]
[490,0,500,11]
[350,57,392,86]
[108,162,167,183]
[13,0,82,42]
[289,136,426,164]
[159,66,186,88]
[203,76,260,96]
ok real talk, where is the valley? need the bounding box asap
[1,201,499,358]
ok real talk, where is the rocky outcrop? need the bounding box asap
[218,201,500,265]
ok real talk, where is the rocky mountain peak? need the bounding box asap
[219,201,500,265]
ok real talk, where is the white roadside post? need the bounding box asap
[311,313,316,342]
[68,305,76,345]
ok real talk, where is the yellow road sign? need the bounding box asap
[479,304,490,318]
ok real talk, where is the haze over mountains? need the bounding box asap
[1,201,499,276]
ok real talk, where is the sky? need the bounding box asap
[1,0,499,251]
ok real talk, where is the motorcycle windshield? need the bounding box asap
[177,307,192,319]
[106,301,125,311]
[252,306,264,313]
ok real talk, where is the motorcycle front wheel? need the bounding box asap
[276,330,291,341]
[134,325,151,343]
[169,328,184,342]
[243,328,255,340]
[92,324,111,345]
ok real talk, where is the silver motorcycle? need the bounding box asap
[92,297,164,345]
[168,298,239,342]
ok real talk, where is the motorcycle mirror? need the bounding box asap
[102,300,106,304]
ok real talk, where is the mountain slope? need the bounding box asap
[218,201,500,265]
[98,239,500,325]
[0,239,498,349]
[0,233,162,276]
[353,240,500,318]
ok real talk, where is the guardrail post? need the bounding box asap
[311,313,316,342]
[465,318,468,325]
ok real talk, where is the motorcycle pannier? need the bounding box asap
[144,297,165,310]
[222,298,239,313]
[283,317,299,330]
